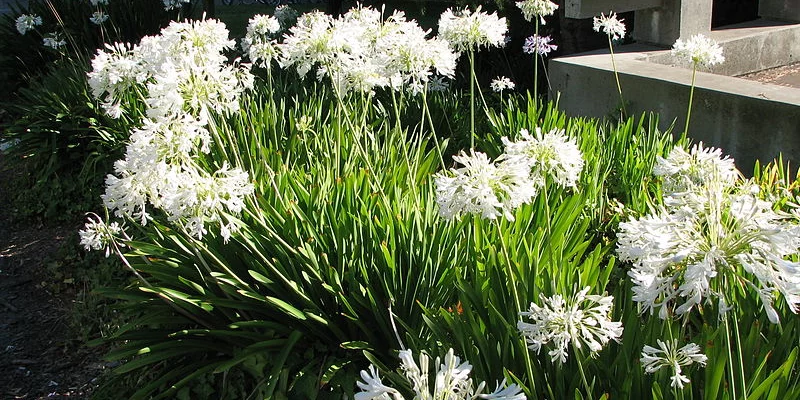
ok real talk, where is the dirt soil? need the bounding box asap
[739,62,800,89]
[0,154,105,399]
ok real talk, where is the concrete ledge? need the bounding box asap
[549,46,800,174]
[644,19,800,76]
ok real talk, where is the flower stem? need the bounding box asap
[574,346,593,397]
[608,36,626,118]
[683,65,697,142]
[534,21,539,105]
[469,50,476,149]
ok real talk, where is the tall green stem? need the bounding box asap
[608,36,626,118]
[469,50,476,149]
[534,21,539,105]
[683,65,697,141]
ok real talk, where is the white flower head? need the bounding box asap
[501,127,584,189]
[491,76,515,93]
[79,214,124,257]
[356,349,525,400]
[518,286,623,364]
[90,0,109,5]
[654,143,740,207]
[242,15,281,68]
[640,340,707,389]
[90,11,110,25]
[16,14,42,35]
[437,6,508,52]
[523,35,557,56]
[434,149,537,221]
[672,34,725,68]
[43,32,66,49]
[593,12,626,41]
[515,0,558,24]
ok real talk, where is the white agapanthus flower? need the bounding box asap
[437,6,508,52]
[434,150,537,221]
[79,214,124,257]
[593,12,626,41]
[241,14,281,68]
[16,14,42,35]
[518,287,623,364]
[88,42,148,117]
[279,6,457,94]
[43,32,66,49]
[90,11,109,25]
[618,144,800,323]
[501,128,584,189]
[515,0,558,24]
[491,76,515,93]
[640,340,707,389]
[355,349,526,400]
[90,0,109,5]
[672,34,725,68]
[91,19,255,241]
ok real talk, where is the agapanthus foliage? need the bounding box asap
[279,6,457,95]
[87,19,255,241]
[518,287,623,364]
[672,34,725,68]
[356,349,526,399]
[617,143,800,323]
[515,0,558,24]
[640,340,708,389]
[593,12,626,41]
[437,6,508,52]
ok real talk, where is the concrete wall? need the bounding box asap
[549,47,800,175]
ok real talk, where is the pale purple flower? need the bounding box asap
[523,35,557,56]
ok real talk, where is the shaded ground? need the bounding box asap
[739,62,800,89]
[0,154,104,399]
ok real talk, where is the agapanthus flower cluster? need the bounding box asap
[437,6,508,52]
[90,11,109,25]
[640,340,707,389]
[617,143,800,323]
[279,6,457,94]
[491,76,515,93]
[672,34,725,68]
[518,286,623,364]
[515,0,558,24]
[436,128,584,221]
[16,14,42,35]
[593,12,626,41]
[88,19,255,241]
[241,14,281,68]
[90,0,109,5]
[502,128,584,189]
[355,348,526,399]
[79,214,124,257]
[522,35,557,56]
[434,150,535,221]
[43,32,66,49]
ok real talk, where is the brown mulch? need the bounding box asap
[0,154,106,399]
